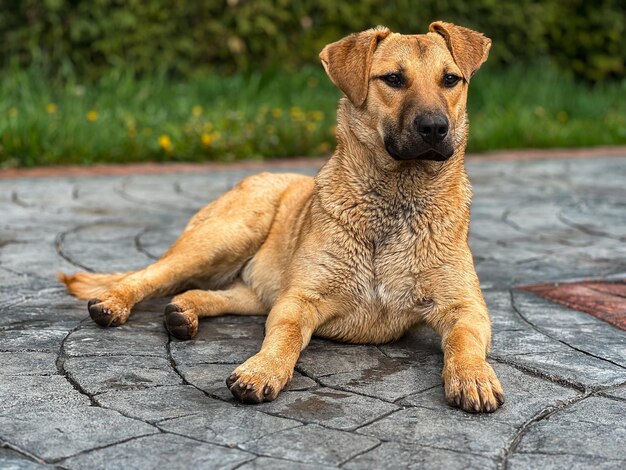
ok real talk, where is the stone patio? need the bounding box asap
[1,153,625,469]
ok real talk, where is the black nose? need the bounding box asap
[416,115,449,144]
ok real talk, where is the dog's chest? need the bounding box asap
[359,237,422,309]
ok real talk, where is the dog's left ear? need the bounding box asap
[429,21,491,81]
[320,26,391,107]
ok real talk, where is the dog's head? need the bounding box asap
[320,22,491,162]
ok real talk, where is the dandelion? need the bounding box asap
[46,103,57,114]
[271,108,283,119]
[290,106,305,122]
[317,142,331,153]
[203,122,213,132]
[192,105,203,117]
[306,122,316,132]
[309,111,324,122]
[86,110,99,122]
[201,133,213,147]
[158,134,173,152]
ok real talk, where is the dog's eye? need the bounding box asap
[443,74,462,88]
[381,73,404,88]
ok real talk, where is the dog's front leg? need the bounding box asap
[428,299,504,413]
[227,293,318,404]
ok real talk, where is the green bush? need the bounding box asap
[1,0,624,82]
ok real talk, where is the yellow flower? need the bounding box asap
[306,122,316,132]
[203,122,213,132]
[201,133,213,147]
[557,111,568,123]
[290,106,305,122]
[86,110,99,122]
[309,111,324,122]
[46,103,57,114]
[271,108,283,119]
[192,105,203,117]
[158,134,173,152]
[317,141,331,153]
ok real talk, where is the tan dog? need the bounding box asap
[59,22,504,413]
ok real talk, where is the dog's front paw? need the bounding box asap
[164,303,198,340]
[87,297,130,327]
[226,353,292,404]
[442,357,504,413]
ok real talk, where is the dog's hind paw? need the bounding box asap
[87,297,130,327]
[164,303,198,340]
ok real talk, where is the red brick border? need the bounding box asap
[1,146,625,180]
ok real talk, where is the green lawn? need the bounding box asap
[1,64,625,168]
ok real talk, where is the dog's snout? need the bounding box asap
[416,115,449,144]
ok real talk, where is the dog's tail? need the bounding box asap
[57,271,133,299]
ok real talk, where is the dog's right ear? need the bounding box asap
[320,26,391,107]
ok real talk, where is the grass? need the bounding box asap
[1,63,625,168]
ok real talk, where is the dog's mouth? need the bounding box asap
[385,141,452,162]
[397,149,449,161]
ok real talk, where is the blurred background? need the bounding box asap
[0,0,624,168]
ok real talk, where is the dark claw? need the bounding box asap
[229,382,263,404]
[226,373,238,389]
[88,299,116,327]
[164,303,183,316]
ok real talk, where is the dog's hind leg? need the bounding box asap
[59,173,301,327]
[163,281,267,339]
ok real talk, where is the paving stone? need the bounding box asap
[501,350,626,388]
[357,406,515,458]
[514,397,626,461]
[361,363,578,458]
[0,351,57,376]
[0,376,90,414]
[0,407,157,461]
[603,385,626,400]
[507,453,626,470]
[240,424,379,466]
[238,456,338,469]
[0,448,50,470]
[377,326,442,359]
[297,340,389,377]
[319,357,442,403]
[64,325,167,357]
[94,385,213,423]
[64,355,183,395]
[490,328,569,358]
[170,337,262,365]
[61,432,253,469]
[0,328,69,350]
[157,401,302,446]
[344,441,496,469]
[539,323,626,368]
[3,156,626,466]
[257,388,399,431]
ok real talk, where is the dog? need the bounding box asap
[59,22,504,413]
